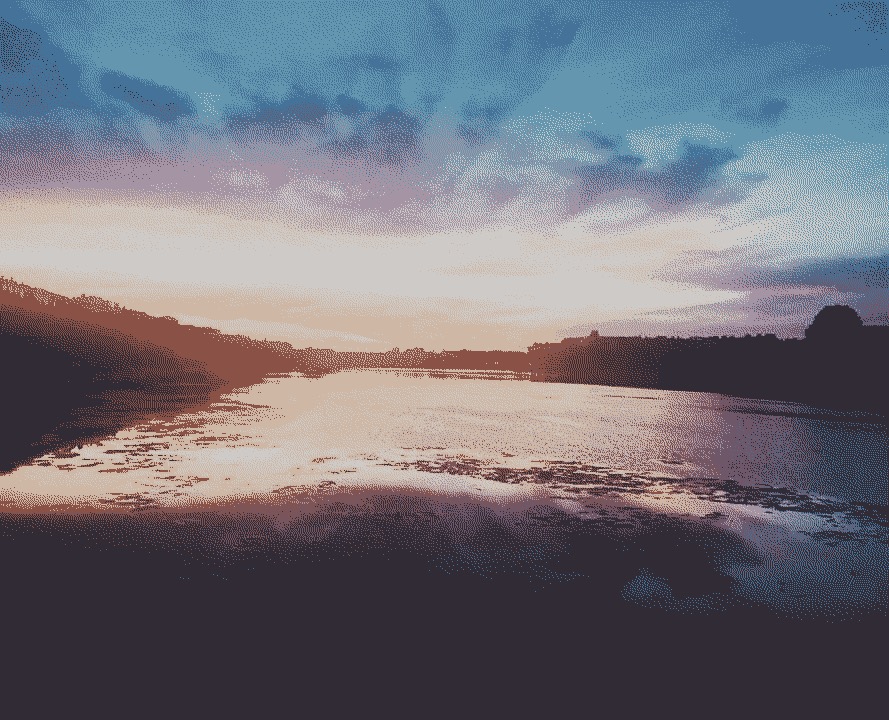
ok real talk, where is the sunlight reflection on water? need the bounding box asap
[2,369,886,616]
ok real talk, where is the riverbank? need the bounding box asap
[1,278,302,472]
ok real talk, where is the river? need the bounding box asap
[2,369,886,617]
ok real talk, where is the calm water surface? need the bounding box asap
[3,369,886,616]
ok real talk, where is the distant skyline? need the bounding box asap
[1,0,887,350]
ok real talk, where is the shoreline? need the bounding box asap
[1,489,885,623]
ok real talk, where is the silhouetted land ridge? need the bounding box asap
[527,305,888,417]
[295,304,888,417]
[0,277,301,471]
[3,277,886,472]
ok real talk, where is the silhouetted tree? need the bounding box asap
[804,305,863,341]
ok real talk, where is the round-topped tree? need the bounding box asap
[804,305,864,341]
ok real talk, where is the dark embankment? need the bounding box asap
[0,501,883,711]
[529,306,889,418]
[1,278,300,471]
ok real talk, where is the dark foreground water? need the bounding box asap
[1,370,886,709]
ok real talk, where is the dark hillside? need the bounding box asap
[1,278,302,472]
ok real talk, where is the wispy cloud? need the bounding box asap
[1,0,887,337]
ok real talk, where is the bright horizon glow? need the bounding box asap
[0,195,746,350]
[1,0,886,347]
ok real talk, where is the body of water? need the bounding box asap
[2,369,886,618]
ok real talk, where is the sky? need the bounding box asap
[1,0,887,349]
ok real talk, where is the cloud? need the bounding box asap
[457,99,509,145]
[722,96,789,127]
[716,134,888,258]
[574,143,737,210]
[100,71,195,122]
[582,131,618,151]
[743,253,889,325]
[0,14,87,116]
[0,111,161,188]
[658,245,889,331]
[738,253,889,292]
[529,7,581,51]
[0,10,177,187]
[580,286,858,339]
[0,17,40,73]
[227,88,329,138]
[335,107,423,168]
[227,88,424,169]
[1,0,887,340]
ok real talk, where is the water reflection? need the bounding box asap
[1,368,885,617]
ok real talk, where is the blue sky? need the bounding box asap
[7,0,886,136]
[1,0,887,346]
